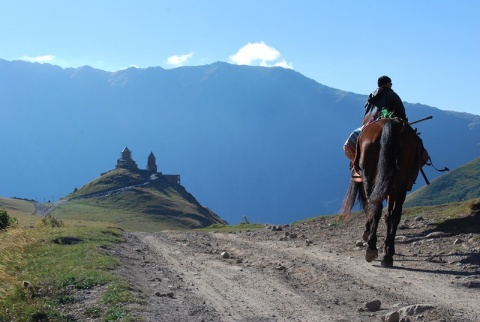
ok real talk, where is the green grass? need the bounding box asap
[402,198,479,221]
[405,157,480,207]
[52,199,198,232]
[0,213,133,321]
[0,197,36,220]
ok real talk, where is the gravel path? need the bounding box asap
[106,212,480,322]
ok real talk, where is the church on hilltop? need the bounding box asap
[115,146,180,184]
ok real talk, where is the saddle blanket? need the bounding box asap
[344,127,362,161]
[343,118,382,162]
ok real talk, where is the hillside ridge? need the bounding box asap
[59,167,227,229]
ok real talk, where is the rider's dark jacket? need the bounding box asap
[363,87,406,125]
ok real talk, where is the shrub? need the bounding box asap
[41,215,64,228]
[0,209,18,230]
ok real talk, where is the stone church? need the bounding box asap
[115,146,180,184]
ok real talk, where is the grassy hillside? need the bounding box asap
[68,168,146,198]
[405,157,480,207]
[0,197,35,214]
[56,168,227,231]
[0,197,44,227]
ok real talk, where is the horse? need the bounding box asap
[341,118,421,267]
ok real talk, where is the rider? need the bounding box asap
[362,75,406,125]
[344,75,429,182]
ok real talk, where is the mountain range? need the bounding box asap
[1,59,479,224]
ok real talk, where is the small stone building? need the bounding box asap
[115,146,180,184]
[116,147,138,170]
[146,152,158,173]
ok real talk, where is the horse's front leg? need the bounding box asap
[365,202,383,262]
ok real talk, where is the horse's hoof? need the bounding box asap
[381,255,394,267]
[365,248,378,262]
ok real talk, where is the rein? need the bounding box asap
[425,157,450,172]
[406,115,449,185]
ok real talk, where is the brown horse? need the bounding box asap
[341,118,421,267]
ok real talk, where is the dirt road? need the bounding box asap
[108,213,479,322]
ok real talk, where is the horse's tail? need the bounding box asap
[340,181,366,218]
[369,120,399,203]
[341,181,358,217]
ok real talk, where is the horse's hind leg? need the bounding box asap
[382,192,406,267]
[365,202,383,262]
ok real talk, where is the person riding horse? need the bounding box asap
[344,75,428,182]
[341,77,445,267]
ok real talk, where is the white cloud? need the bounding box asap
[274,60,293,69]
[229,42,293,69]
[167,53,193,66]
[20,55,55,63]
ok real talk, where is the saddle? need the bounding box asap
[344,114,428,183]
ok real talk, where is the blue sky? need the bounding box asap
[1,1,479,115]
